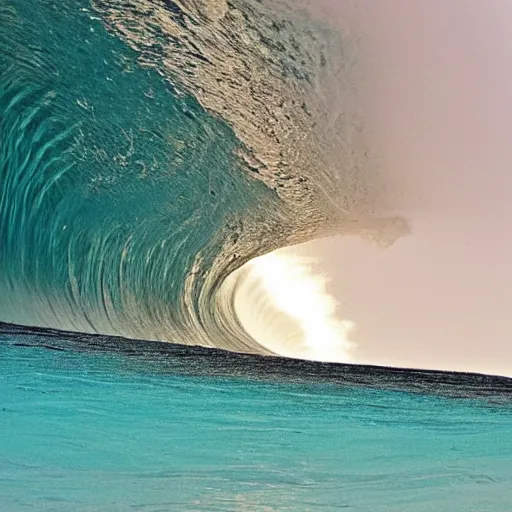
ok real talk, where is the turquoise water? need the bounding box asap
[0,0,284,349]
[2,326,512,511]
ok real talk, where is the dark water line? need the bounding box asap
[2,321,511,402]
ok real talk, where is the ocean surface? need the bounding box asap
[2,323,512,511]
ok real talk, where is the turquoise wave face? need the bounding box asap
[0,0,288,349]
[2,328,512,511]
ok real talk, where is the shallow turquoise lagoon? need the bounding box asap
[1,325,511,511]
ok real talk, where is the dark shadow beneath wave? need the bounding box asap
[2,322,510,403]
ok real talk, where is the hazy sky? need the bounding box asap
[293,1,512,376]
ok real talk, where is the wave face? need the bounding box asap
[0,0,404,356]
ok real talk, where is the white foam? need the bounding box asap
[229,249,355,363]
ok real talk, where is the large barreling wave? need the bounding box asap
[0,0,405,359]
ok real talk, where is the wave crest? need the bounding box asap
[0,0,405,357]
